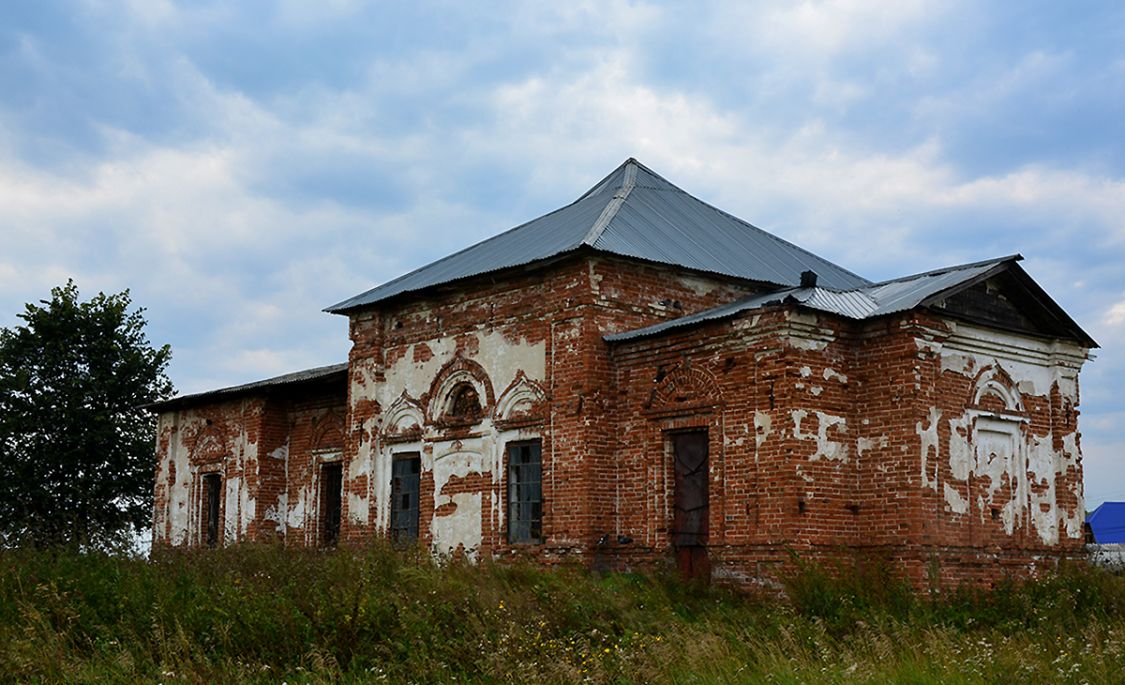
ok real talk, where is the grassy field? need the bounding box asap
[1,544,1123,684]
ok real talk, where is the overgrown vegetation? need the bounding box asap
[2,544,1123,684]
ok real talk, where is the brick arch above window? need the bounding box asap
[493,370,548,428]
[311,410,346,452]
[644,359,722,416]
[383,391,426,440]
[427,356,495,426]
[189,423,227,464]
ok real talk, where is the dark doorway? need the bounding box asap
[390,454,421,545]
[321,462,343,546]
[203,473,221,548]
[671,431,710,580]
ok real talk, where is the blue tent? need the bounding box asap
[1086,502,1125,543]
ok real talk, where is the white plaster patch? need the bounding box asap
[790,337,830,352]
[947,415,972,481]
[754,411,772,449]
[287,490,307,530]
[263,499,287,529]
[856,435,888,457]
[916,407,941,490]
[428,448,490,560]
[432,493,483,560]
[791,409,848,462]
[348,492,368,526]
[823,368,847,384]
[943,482,969,514]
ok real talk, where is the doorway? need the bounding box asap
[321,462,343,546]
[671,431,709,580]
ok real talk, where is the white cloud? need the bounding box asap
[1106,300,1125,328]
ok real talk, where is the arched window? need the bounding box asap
[447,382,482,421]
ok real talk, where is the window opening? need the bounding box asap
[202,473,221,548]
[321,462,343,546]
[390,454,421,545]
[507,441,543,543]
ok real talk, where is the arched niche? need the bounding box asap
[970,365,1026,415]
[428,356,495,426]
[383,391,426,440]
[311,410,346,453]
[493,370,548,427]
[189,423,227,465]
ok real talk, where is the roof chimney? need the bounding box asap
[800,270,818,288]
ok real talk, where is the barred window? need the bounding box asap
[507,441,542,543]
[390,454,421,545]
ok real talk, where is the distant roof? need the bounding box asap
[1088,502,1125,544]
[325,158,870,313]
[146,363,348,412]
[607,255,1097,347]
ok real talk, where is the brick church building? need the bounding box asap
[150,159,1096,587]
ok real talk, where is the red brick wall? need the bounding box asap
[607,304,1086,589]
[154,255,1086,591]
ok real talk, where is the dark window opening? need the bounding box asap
[507,441,543,543]
[321,462,343,546]
[202,473,221,548]
[390,454,421,545]
[448,382,482,420]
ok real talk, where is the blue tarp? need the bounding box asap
[1087,502,1125,543]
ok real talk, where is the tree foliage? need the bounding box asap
[0,281,173,549]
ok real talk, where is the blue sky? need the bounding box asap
[1,1,1123,506]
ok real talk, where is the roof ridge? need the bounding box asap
[583,161,638,246]
[868,254,1023,287]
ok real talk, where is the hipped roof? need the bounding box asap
[325,158,870,313]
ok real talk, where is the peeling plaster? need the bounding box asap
[430,449,490,560]
[792,409,848,462]
[754,411,772,449]
[925,325,1088,544]
[917,407,941,491]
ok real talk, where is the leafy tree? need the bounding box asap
[0,281,173,549]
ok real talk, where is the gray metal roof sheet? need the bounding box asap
[145,363,348,412]
[325,158,870,313]
[606,256,1021,342]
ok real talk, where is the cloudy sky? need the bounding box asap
[2,1,1123,505]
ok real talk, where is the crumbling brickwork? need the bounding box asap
[151,253,1089,590]
[150,155,1094,591]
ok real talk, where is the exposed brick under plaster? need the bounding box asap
[152,253,1089,589]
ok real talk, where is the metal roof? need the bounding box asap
[1088,502,1125,544]
[145,363,348,412]
[606,255,1025,342]
[325,158,870,313]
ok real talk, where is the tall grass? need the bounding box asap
[1,544,1123,683]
